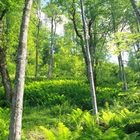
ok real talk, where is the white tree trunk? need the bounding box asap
[118,53,128,91]
[9,0,33,139]
[80,0,98,121]
[47,17,56,80]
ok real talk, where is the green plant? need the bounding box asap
[39,123,71,140]
[24,80,91,109]
[0,108,10,140]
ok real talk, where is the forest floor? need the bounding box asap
[0,80,140,139]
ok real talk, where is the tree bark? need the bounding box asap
[9,0,33,139]
[80,0,98,121]
[130,0,140,23]
[118,53,128,91]
[0,47,12,101]
[35,19,41,80]
[118,54,122,81]
[110,1,128,91]
[70,1,89,77]
[47,17,56,79]
[35,38,39,80]
[88,21,98,88]
[0,11,12,102]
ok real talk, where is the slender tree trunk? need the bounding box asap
[35,41,39,80]
[71,2,88,78]
[120,53,128,91]
[35,20,40,80]
[118,54,122,81]
[110,1,128,90]
[118,53,128,91]
[80,0,98,121]
[0,47,12,101]
[47,17,55,79]
[9,0,33,139]
[0,12,12,102]
[130,0,140,23]
[88,21,97,88]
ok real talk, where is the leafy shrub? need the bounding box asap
[24,80,128,110]
[101,108,140,127]
[0,108,10,140]
[97,87,120,106]
[118,89,140,112]
[24,80,91,109]
[40,123,71,140]
[30,108,139,140]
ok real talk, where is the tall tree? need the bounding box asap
[34,0,42,80]
[109,0,128,90]
[43,2,61,79]
[9,0,33,139]
[80,0,98,121]
[47,16,56,79]
[0,1,14,102]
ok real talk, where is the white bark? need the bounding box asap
[80,0,98,121]
[9,0,33,139]
[118,53,128,91]
[47,17,56,79]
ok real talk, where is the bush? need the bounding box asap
[0,108,10,140]
[24,80,91,109]
[29,109,138,140]
[96,87,120,106]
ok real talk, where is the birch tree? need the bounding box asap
[9,0,33,139]
[34,0,42,80]
[80,0,98,121]
[43,3,61,79]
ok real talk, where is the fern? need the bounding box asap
[39,126,56,140]
[57,123,71,140]
[123,132,140,140]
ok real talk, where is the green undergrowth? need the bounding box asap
[24,80,123,109]
[22,107,140,140]
[0,80,140,139]
[24,80,91,109]
[0,108,10,140]
[0,105,140,139]
[24,80,140,110]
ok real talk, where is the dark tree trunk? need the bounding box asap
[0,10,12,102]
[70,1,88,78]
[118,54,122,81]
[0,47,12,101]
[110,1,128,91]
[35,20,40,80]
[88,22,98,89]
[35,41,39,80]
[9,0,33,139]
